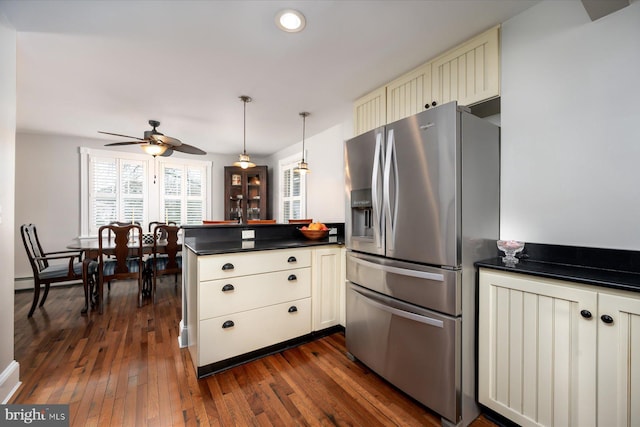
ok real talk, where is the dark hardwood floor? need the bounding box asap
[12,280,497,426]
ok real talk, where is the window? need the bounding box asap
[279,154,306,222]
[80,147,211,237]
[159,160,206,226]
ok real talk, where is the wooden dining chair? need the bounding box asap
[288,219,313,224]
[145,224,181,303]
[20,224,90,317]
[247,219,277,224]
[94,224,144,314]
[148,220,177,241]
[203,220,238,224]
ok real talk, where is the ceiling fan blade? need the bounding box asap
[153,134,182,146]
[104,141,144,146]
[98,131,146,141]
[160,148,174,157]
[171,143,206,155]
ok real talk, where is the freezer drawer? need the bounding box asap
[347,252,460,316]
[346,283,460,424]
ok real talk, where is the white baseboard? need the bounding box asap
[0,360,21,404]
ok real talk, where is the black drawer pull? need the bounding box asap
[580,310,592,319]
[288,306,298,313]
[601,314,614,324]
[288,274,297,281]
[287,256,297,263]
[222,263,234,271]
[222,320,235,329]
[222,284,235,292]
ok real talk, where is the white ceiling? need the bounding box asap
[0,0,538,156]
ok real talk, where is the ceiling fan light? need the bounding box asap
[141,143,168,156]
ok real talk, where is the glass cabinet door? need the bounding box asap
[224,166,268,222]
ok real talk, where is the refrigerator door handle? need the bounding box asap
[371,131,384,249]
[352,287,444,328]
[384,129,398,250]
[350,256,445,282]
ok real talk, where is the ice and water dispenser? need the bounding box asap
[350,188,374,239]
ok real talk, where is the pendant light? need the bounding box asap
[294,112,310,175]
[233,95,256,169]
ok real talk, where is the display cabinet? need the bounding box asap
[224,166,268,222]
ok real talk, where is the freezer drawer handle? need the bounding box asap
[221,263,234,271]
[354,289,443,328]
[221,284,235,292]
[222,320,235,329]
[351,256,445,282]
[288,274,297,281]
[287,256,297,263]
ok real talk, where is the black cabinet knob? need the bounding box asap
[222,320,235,329]
[288,306,298,313]
[287,256,297,263]
[288,274,297,281]
[601,314,614,324]
[580,310,592,319]
[222,263,234,271]
[221,284,235,292]
[431,101,437,107]
[424,103,430,109]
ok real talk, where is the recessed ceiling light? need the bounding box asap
[275,9,306,33]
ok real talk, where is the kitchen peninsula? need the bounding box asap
[180,222,345,378]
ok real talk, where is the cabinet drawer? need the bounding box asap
[199,268,311,320]
[198,248,311,281]
[198,298,311,365]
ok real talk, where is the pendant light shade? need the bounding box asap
[294,112,310,175]
[233,95,256,169]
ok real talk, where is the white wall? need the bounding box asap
[500,0,640,250]
[13,132,242,282]
[267,121,350,224]
[0,10,19,403]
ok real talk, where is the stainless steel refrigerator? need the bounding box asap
[344,101,499,426]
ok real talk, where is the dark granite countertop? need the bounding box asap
[185,236,344,256]
[476,242,640,293]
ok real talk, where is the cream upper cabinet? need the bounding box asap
[353,87,386,137]
[353,26,500,136]
[597,292,640,427]
[431,25,500,107]
[479,268,640,427]
[386,62,433,124]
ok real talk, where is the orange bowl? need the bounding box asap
[299,228,329,240]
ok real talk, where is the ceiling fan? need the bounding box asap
[99,120,206,157]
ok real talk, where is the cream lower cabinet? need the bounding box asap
[187,245,345,375]
[478,268,640,427]
[192,248,312,370]
[312,246,346,330]
[597,292,640,426]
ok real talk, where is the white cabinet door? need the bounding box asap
[478,270,597,427]
[597,291,640,427]
[431,25,500,107]
[353,87,386,136]
[311,247,345,331]
[386,62,433,124]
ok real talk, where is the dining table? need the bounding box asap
[67,236,182,314]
